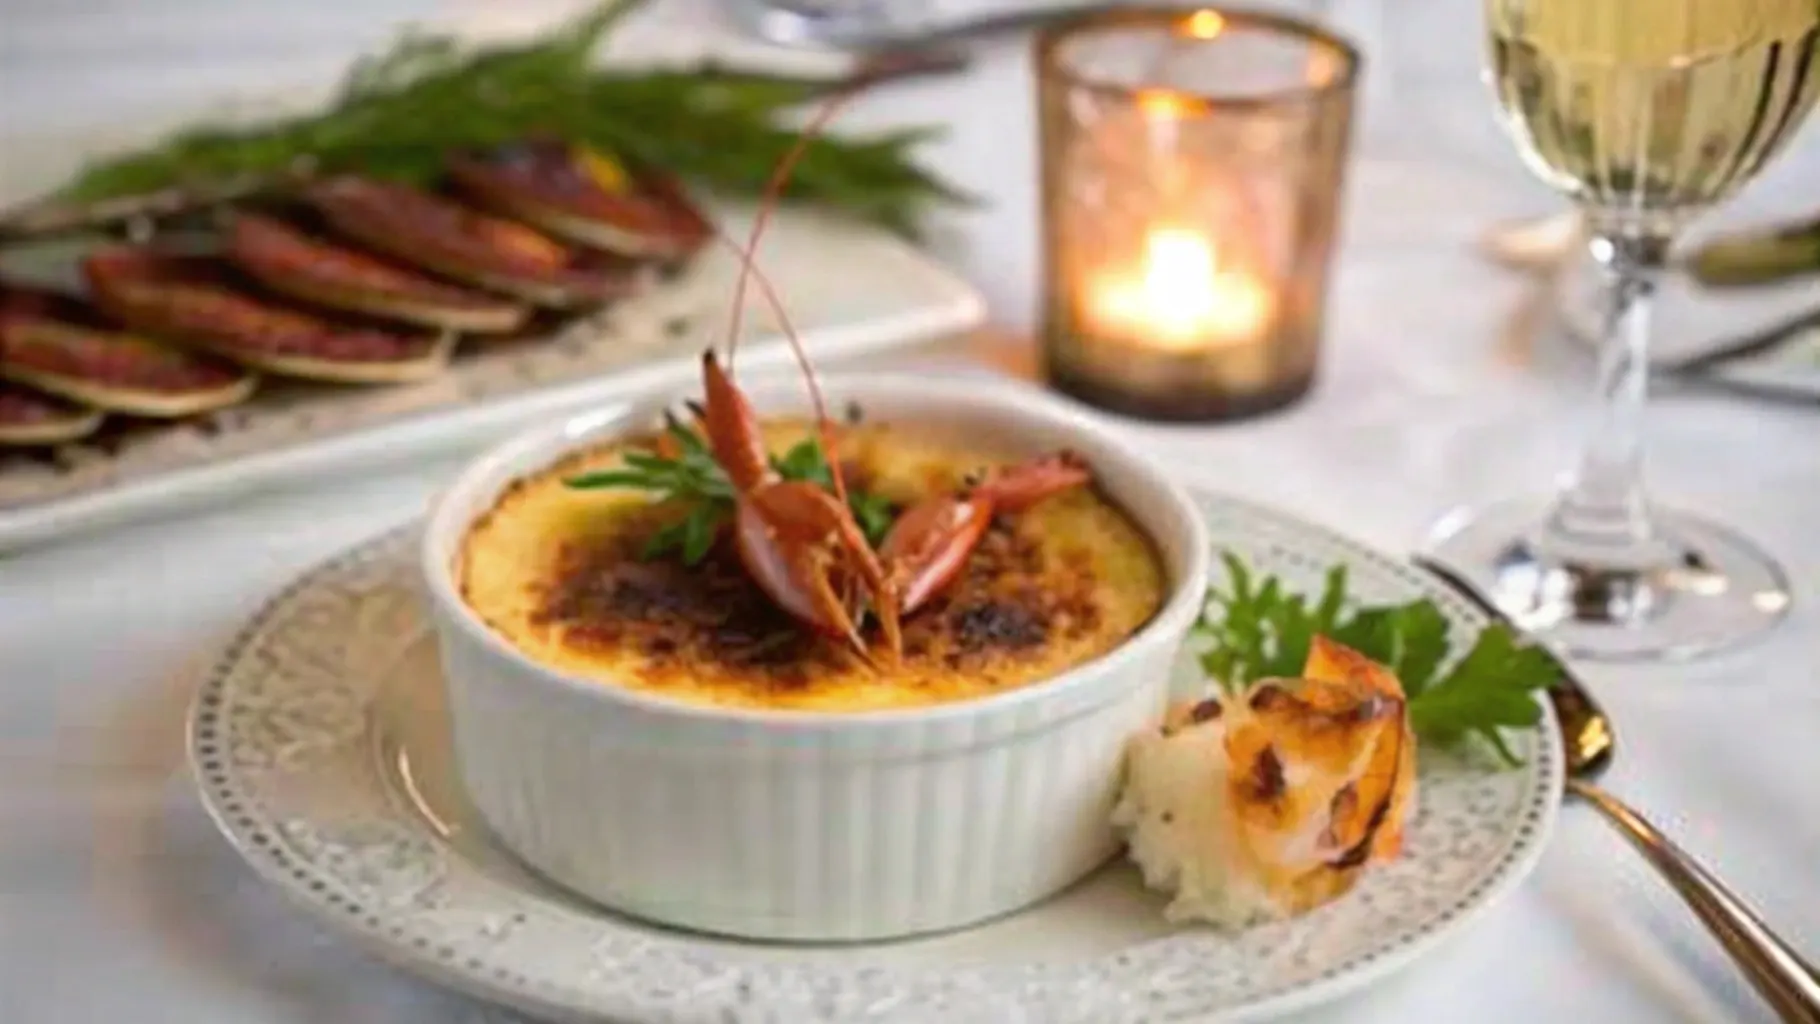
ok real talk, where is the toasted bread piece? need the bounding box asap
[1113,637,1418,927]
[1220,639,1416,915]
[220,330,455,385]
[305,177,641,309]
[447,141,712,261]
[0,295,258,417]
[226,213,529,334]
[83,247,454,386]
[0,382,103,446]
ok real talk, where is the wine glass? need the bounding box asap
[1426,0,1818,661]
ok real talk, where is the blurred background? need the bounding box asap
[2,0,1816,348]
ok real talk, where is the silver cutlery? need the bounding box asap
[1414,553,1820,1024]
[1480,212,1820,387]
[739,1,1102,52]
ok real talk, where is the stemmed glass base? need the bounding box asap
[1426,497,1792,662]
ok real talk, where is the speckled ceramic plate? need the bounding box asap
[185,490,1562,1024]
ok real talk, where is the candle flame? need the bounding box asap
[1138,229,1220,328]
[1090,227,1273,351]
[1139,89,1196,120]
[1183,10,1225,39]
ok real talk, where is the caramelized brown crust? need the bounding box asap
[534,501,1094,696]
[304,176,643,308]
[457,422,1165,712]
[447,141,713,261]
[1221,638,1418,914]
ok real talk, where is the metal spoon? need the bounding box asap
[1414,553,1820,1024]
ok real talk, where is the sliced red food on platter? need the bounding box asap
[0,284,257,417]
[0,381,103,446]
[82,247,453,385]
[225,212,530,334]
[447,140,712,262]
[302,176,640,309]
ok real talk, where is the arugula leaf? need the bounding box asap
[1193,549,1559,768]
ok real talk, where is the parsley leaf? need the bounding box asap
[1409,625,1558,766]
[1194,549,1559,768]
[771,437,832,487]
[768,435,897,547]
[1198,554,1349,692]
[849,490,897,548]
[1326,599,1451,698]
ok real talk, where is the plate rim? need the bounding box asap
[185,487,1564,1023]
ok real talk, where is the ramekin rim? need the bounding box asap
[420,370,1211,731]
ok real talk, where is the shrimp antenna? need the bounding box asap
[720,73,886,507]
[704,225,855,504]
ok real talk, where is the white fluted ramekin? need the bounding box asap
[420,372,1209,942]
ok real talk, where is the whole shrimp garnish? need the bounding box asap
[691,78,1092,663]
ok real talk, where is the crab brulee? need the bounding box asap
[456,418,1165,712]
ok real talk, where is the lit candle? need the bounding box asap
[1085,226,1274,352]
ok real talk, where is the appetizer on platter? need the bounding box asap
[83,247,455,385]
[225,212,530,334]
[304,177,642,309]
[0,284,256,418]
[448,140,713,262]
[0,382,104,446]
[1113,637,1416,926]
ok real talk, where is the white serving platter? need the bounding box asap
[0,74,985,554]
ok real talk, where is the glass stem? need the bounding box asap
[1535,233,1676,571]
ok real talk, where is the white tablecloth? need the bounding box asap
[2,2,1817,1022]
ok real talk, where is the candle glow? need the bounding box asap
[1087,226,1273,351]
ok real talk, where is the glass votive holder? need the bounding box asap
[1036,7,1361,423]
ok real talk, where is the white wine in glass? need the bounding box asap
[1429,0,1820,661]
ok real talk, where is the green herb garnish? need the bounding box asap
[765,435,896,544]
[1195,550,1559,767]
[847,491,897,547]
[565,418,896,564]
[55,0,970,238]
